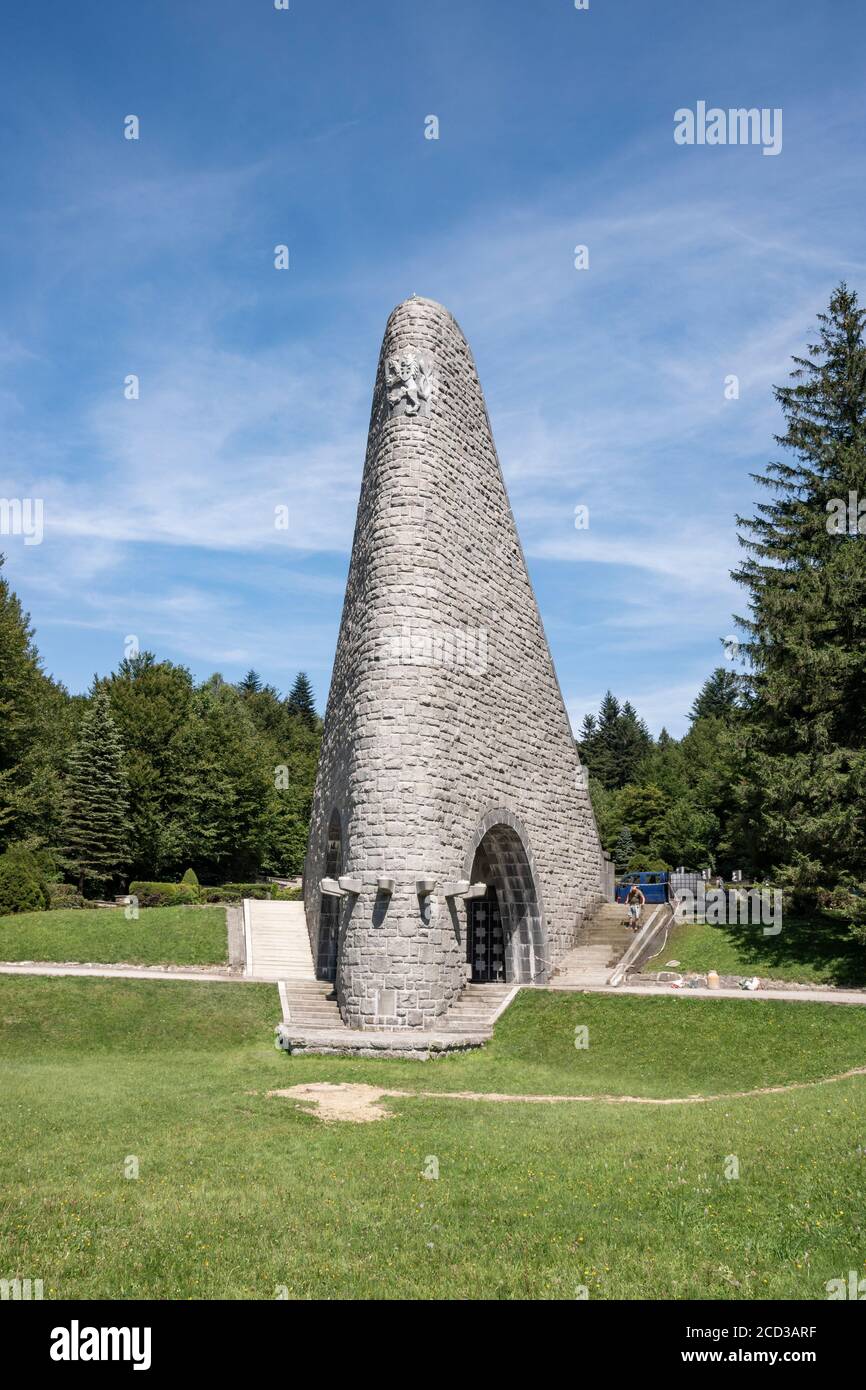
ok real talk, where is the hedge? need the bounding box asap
[128,882,199,908]
[126,880,300,907]
[200,883,275,903]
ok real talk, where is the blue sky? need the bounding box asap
[2,0,865,735]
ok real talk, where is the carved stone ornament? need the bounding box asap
[385,350,435,418]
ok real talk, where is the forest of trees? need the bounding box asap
[579,675,742,873]
[0,284,864,932]
[0,566,320,895]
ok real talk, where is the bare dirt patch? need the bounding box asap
[268,1082,411,1123]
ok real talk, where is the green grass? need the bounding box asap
[646,912,866,988]
[1,976,865,1300]
[0,906,228,967]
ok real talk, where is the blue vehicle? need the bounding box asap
[614,871,670,905]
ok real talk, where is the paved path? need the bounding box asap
[2,963,863,1009]
[0,962,270,984]
[538,981,866,1007]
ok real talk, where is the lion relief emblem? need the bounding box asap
[385,350,435,418]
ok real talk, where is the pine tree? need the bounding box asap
[616,701,653,784]
[64,690,131,893]
[0,555,71,851]
[287,672,317,725]
[238,669,262,696]
[613,824,635,869]
[733,284,866,890]
[102,654,194,879]
[579,693,653,789]
[587,692,621,789]
[689,668,742,722]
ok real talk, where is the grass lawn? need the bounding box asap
[1,977,864,1299]
[0,906,228,967]
[645,911,866,988]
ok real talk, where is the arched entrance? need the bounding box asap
[464,814,545,984]
[317,809,342,981]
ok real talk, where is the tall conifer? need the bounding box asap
[64,690,131,893]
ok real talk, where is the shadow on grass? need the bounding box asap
[715,909,866,988]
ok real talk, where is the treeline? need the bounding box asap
[583,283,866,935]
[579,672,742,873]
[0,574,320,895]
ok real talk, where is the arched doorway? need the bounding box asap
[464,816,545,984]
[317,810,342,981]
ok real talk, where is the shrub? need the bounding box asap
[128,881,197,908]
[180,868,201,902]
[3,840,57,883]
[200,883,276,903]
[272,886,303,901]
[0,854,50,915]
[828,882,866,943]
[48,882,87,910]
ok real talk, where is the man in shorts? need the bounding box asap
[626,882,646,931]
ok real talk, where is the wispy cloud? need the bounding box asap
[3,38,864,722]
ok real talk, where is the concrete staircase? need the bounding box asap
[279,979,343,1027]
[244,900,316,981]
[552,903,635,988]
[252,896,518,1054]
[438,982,515,1032]
[275,977,518,1057]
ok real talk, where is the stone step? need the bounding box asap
[289,1007,340,1015]
[246,897,315,981]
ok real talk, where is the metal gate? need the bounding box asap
[317,823,342,980]
[467,888,506,983]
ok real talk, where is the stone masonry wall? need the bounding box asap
[304,297,604,1029]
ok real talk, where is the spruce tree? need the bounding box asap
[238,669,262,696]
[733,284,866,891]
[64,690,131,894]
[616,701,653,784]
[589,691,622,789]
[0,555,71,851]
[287,672,317,725]
[689,668,742,723]
[613,824,635,869]
[579,693,652,789]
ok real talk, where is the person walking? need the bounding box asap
[626,882,646,931]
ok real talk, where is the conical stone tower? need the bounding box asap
[304,297,604,1030]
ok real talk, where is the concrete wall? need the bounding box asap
[305,297,604,1029]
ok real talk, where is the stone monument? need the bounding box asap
[304,296,604,1030]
